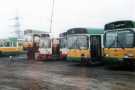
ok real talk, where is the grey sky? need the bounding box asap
[0,0,134,38]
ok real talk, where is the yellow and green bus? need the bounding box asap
[104,20,135,65]
[0,37,24,56]
[66,28,104,62]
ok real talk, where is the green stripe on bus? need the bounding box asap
[67,57,81,62]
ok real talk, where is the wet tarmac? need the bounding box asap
[0,57,135,90]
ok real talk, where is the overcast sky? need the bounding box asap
[0,0,134,38]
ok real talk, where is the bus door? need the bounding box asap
[52,39,60,59]
[90,35,102,60]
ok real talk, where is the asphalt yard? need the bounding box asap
[0,57,134,90]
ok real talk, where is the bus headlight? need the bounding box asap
[105,54,109,57]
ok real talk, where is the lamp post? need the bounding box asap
[49,0,55,33]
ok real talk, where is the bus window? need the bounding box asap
[60,38,66,48]
[105,31,117,48]
[4,42,10,47]
[0,42,3,47]
[118,31,134,48]
[67,35,88,49]
[77,36,88,49]
[40,38,51,48]
[25,36,32,42]
[67,36,77,49]
[13,42,17,47]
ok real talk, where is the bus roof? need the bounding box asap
[105,20,135,30]
[86,28,104,34]
[24,29,48,35]
[67,28,104,35]
[8,37,17,42]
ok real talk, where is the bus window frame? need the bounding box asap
[60,37,67,49]
[39,37,51,48]
[104,31,117,48]
[104,29,135,48]
[117,29,135,48]
[67,35,89,49]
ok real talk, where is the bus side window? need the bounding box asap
[0,42,3,47]
[4,42,10,47]
[13,42,17,47]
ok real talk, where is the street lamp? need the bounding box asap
[49,0,55,33]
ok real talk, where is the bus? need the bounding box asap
[59,32,68,60]
[0,37,23,56]
[37,34,60,61]
[37,33,52,60]
[66,28,104,63]
[104,20,135,66]
[23,29,46,50]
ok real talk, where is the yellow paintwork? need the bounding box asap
[104,48,135,59]
[67,49,90,58]
[23,42,33,48]
[0,47,23,53]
